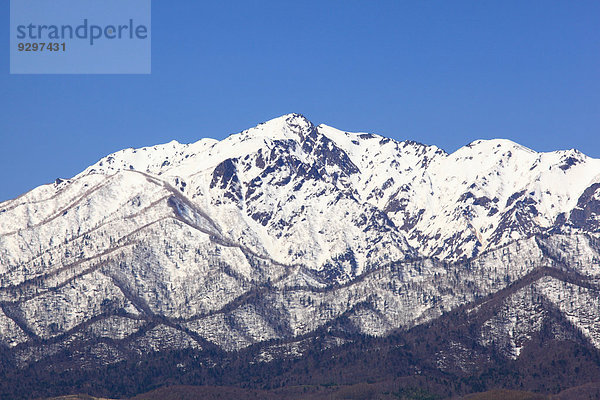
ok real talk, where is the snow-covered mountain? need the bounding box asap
[1,113,599,373]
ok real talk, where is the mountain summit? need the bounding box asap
[1,115,600,397]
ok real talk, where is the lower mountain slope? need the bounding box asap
[1,233,600,399]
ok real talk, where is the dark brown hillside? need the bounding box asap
[457,389,547,399]
[43,382,600,400]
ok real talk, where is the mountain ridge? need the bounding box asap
[1,114,599,398]
[4,113,599,266]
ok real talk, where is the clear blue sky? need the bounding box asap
[1,1,599,201]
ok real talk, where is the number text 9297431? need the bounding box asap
[18,42,66,52]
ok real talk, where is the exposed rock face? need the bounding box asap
[1,113,600,372]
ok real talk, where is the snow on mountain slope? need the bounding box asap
[417,140,600,259]
[319,121,600,261]
[56,113,600,266]
[2,113,599,286]
[66,114,415,279]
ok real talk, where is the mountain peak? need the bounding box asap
[260,113,313,129]
[268,113,315,137]
[282,112,311,123]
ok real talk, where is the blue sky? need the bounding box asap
[1,1,599,201]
